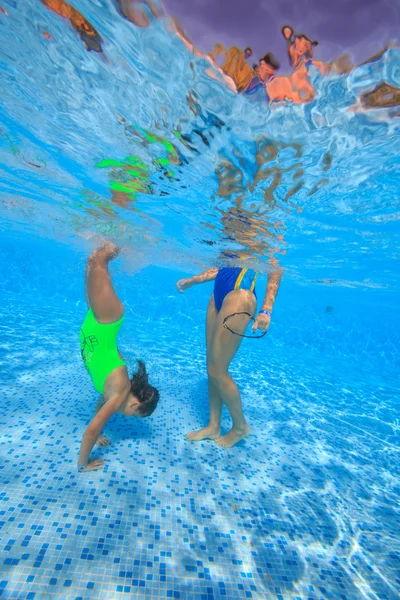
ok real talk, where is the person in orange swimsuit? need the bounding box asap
[274,25,329,103]
[281,25,321,70]
[208,44,260,93]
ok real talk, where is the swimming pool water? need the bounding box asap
[1,1,400,599]
[1,232,399,599]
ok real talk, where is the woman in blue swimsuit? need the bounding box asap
[176,266,281,448]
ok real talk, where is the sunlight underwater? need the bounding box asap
[0,0,399,288]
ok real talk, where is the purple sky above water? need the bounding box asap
[163,0,400,72]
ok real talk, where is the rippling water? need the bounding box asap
[1,4,400,600]
[1,0,399,287]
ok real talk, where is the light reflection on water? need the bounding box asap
[0,0,399,288]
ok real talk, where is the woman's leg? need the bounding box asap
[207,289,256,448]
[85,243,124,324]
[187,295,223,441]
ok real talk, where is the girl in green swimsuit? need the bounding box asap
[78,243,159,473]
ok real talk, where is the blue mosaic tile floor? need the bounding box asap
[1,298,399,600]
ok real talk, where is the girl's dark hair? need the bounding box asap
[130,360,160,417]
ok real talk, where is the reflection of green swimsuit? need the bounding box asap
[79,310,126,394]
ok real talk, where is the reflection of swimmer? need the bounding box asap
[216,200,285,268]
[78,243,160,472]
[215,136,301,219]
[176,267,281,448]
[97,124,184,206]
[40,0,103,52]
[97,156,152,207]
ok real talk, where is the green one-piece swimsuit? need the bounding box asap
[79,309,126,394]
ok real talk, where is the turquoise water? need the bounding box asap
[1,1,400,599]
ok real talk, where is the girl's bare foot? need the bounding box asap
[215,423,250,448]
[186,425,220,442]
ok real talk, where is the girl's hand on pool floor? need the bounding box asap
[83,458,105,472]
[252,313,271,333]
[176,278,191,293]
[97,435,111,447]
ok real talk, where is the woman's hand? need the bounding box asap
[97,434,111,447]
[79,458,105,472]
[176,278,193,293]
[252,313,271,334]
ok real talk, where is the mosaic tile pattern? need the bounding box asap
[1,286,399,599]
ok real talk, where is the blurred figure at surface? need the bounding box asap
[209,43,261,93]
[176,264,281,449]
[96,123,184,207]
[267,61,316,103]
[250,52,281,95]
[244,46,253,60]
[208,44,281,96]
[278,24,329,102]
[281,25,325,72]
[40,0,103,52]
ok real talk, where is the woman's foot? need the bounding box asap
[100,242,120,259]
[186,425,220,442]
[215,423,250,448]
[89,242,120,264]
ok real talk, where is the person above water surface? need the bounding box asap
[78,243,160,472]
[176,266,281,448]
[281,24,322,71]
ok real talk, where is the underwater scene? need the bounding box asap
[0,1,399,599]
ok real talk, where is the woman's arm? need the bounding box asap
[176,268,219,293]
[252,270,282,333]
[77,387,129,471]
[261,270,281,312]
